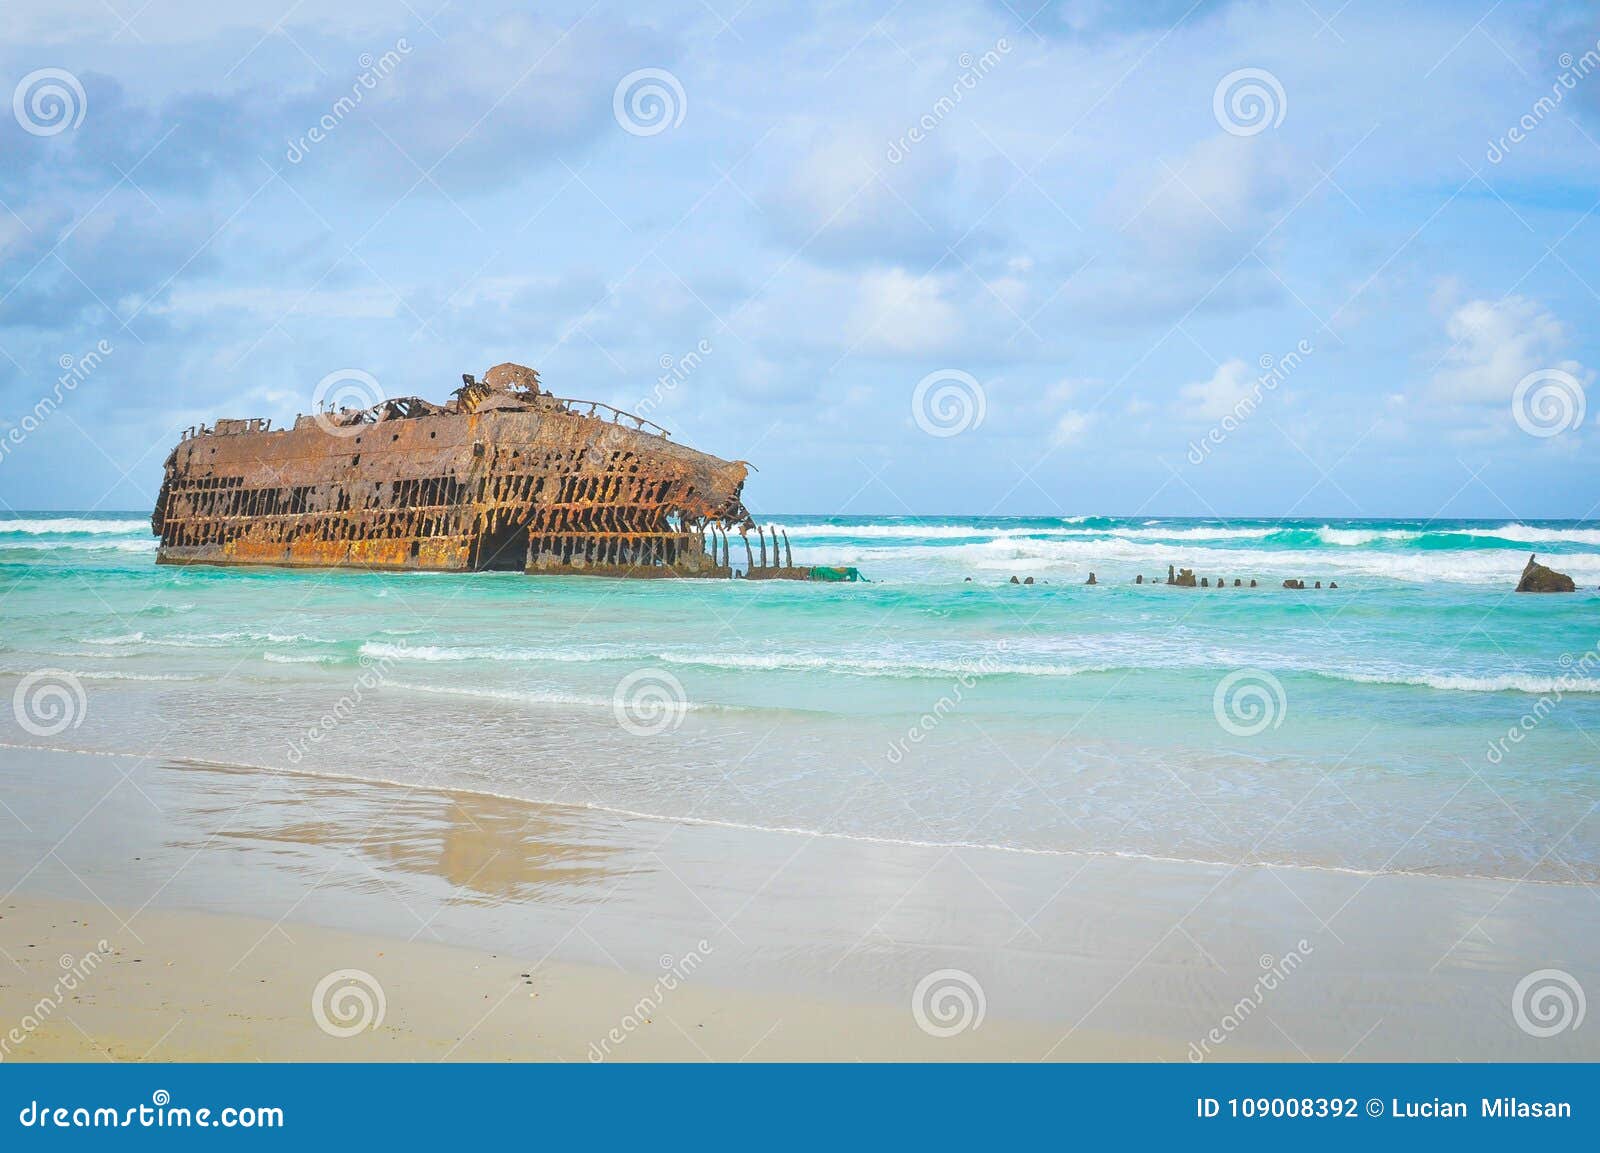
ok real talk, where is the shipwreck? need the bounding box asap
[151,362,855,580]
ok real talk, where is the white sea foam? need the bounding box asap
[1441,523,1600,546]
[358,639,1091,679]
[798,537,1600,585]
[1314,526,1420,546]
[1318,669,1600,694]
[88,630,336,648]
[0,517,148,534]
[263,652,340,664]
[782,522,1276,542]
[385,680,698,713]
[0,538,157,552]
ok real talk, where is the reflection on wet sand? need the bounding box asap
[167,759,625,903]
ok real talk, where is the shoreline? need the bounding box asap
[1,739,1588,889]
[1,745,1595,1061]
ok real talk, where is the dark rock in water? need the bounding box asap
[1516,554,1575,593]
[1314,581,1322,589]
[1009,575,1020,584]
[1233,578,1242,587]
[1329,581,1338,589]
[1085,572,1096,585]
[1023,576,1035,585]
[1283,579,1305,589]
[1167,564,1176,585]
[1249,579,1257,587]
[1200,577,1209,587]
[1135,574,1143,584]
[1175,567,1197,587]
[964,577,973,582]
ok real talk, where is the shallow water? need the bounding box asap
[2,512,1597,881]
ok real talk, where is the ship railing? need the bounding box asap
[535,394,671,439]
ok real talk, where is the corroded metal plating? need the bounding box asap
[151,363,779,577]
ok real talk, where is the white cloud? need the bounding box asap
[1431,295,1587,405]
[1051,409,1094,445]
[847,268,961,354]
[1178,358,1255,420]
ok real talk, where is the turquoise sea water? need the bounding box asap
[1,512,1597,882]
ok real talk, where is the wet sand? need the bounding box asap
[0,746,1595,1061]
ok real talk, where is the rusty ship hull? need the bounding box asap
[150,363,777,578]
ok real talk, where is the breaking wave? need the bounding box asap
[0,517,149,535]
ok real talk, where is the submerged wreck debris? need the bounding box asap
[1515,554,1575,593]
[152,362,855,581]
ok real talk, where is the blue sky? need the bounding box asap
[1,0,1597,518]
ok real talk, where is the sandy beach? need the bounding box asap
[1,744,1594,1062]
